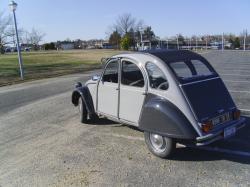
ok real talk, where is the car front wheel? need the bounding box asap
[144,131,175,158]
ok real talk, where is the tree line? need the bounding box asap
[108,13,249,50]
[108,13,156,50]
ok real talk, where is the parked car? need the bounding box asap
[4,48,11,53]
[72,50,246,158]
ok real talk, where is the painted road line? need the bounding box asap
[224,80,250,83]
[240,109,250,116]
[229,90,250,94]
[220,73,250,77]
[240,108,250,112]
[218,70,250,73]
[109,133,144,141]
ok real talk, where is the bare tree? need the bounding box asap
[28,28,45,50]
[113,13,143,36]
[0,12,12,53]
[0,12,26,53]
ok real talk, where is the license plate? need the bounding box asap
[224,126,236,139]
[212,112,231,126]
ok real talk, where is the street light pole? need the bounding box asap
[9,1,24,80]
[206,36,208,51]
[243,29,247,51]
[138,26,144,50]
[195,37,198,51]
[222,32,224,51]
[176,35,179,50]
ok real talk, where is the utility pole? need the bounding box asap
[243,29,247,51]
[139,26,144,50]
[206,36,208,51]
[222,33,224,51]
[195,37,198,51]
[9,1,24,80]
[176,35,179,50]
[190,38,192,50]
[166,37,169,49]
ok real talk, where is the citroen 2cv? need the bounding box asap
[72,50,246,158]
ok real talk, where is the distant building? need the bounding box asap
[59,42,74,50]
[102,42,113,49]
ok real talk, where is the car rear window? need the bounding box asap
[169,59,216,83]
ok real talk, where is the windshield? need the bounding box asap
[168,59,217,83]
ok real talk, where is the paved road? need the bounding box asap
[0,51,250,187]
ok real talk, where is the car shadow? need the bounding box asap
[89,118,144,132]
[171,116,250,164]
[87,117,121,126]
[171,146,250,164]
[88,116,250,164]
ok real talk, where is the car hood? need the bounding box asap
[85,79,98,85]
[181,77,236,121]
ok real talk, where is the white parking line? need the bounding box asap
[240,108,250,112]
[108,133,250,157]
[218,70,250,73]
[224,80,250,83]
[229,90,250,94]
[109,133,144,141]
[220,73,250,77]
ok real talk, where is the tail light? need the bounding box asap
[202,120,213,133]
[233,110,241,120]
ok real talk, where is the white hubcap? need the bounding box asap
[149,133,166,152]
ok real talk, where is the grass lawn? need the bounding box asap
[0,49,120,86]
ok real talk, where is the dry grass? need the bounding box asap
[0,49,120,86]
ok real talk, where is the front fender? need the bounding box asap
[139,94,198,139]
[71,86,95,115]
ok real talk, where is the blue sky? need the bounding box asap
[0,0,249,43]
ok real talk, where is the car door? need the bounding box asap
[119,59,147,125]
[97,59,119,117]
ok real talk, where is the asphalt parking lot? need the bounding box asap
[0,50,250,186]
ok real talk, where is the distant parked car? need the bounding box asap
[25,47,31,52]
[4,48,11,53]
[11,48,17,52]
[72,50,246,158]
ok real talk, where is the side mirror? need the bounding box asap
[92,75,101,81]
[75,82,82,88]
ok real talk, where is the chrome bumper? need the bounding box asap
[196,117,246,146]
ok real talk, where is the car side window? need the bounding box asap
[146,62,169,90]
[102,60,118,83]
[121,61,145,87]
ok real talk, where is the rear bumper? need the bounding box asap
[196,117,246,146]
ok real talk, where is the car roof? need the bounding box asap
[112,49,205,65]
[143,49,205,63]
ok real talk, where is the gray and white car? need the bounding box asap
[72,50,246,158]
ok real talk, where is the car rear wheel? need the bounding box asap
[144,131,175,158]
[78,97,88,123]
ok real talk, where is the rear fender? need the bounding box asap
[139,94,198,139]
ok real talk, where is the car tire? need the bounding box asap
[78,97,88,123]
[144,131,175,158]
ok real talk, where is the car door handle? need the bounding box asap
[116,88,119,91]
